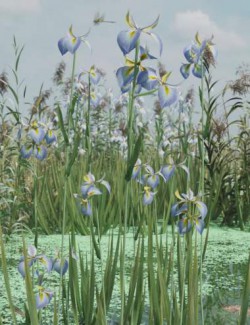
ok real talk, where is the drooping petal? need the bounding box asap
[89,66,101,84]
[116,66,134,89]
[143,187,155,205]
[20,145,33,159]
[64,33,81,54]
[192,64,204,78]
[146,174,160,189]
[180,64,191,79]
[45,130,57,144]
[90,92,101,107]
[28,245,37,258]
[36,291,50,309]
[80,199,92,216]
[138,68,159,90]
[117,29,141,55]
[58,37,68,55]
[177,217,192,235]
[158,85,178,108]
[195,201,208,219]
[28,127,45,144]
[99,180,111,194]
[160,165,176,182]
[145,32,163,56]
[195,217,205,234]
[34,145,47,161]
[53,258,69,276]
[132,158,142,179]
[18,261,26,278]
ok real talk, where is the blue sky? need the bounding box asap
[1,0,249,107]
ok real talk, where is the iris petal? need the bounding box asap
[158,85,178,108]
[45,130,56,144]
[143,190,154,205]
[53,258,68,275]
[34,145,47,161]
[20,145,33,159]
[116,66,134,89]
[58,38,68,55]
[196,201,208,219]
[161,165,176,182]
[117,29,141,55]
[180,64,191,79]
[138,68,159,90]
[36,292,50,309]
[192,64,203,78]
[28,127,45,144]
[195,218,205,234]
[146,174,159,189]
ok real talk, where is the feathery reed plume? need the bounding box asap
[53,61,66,86]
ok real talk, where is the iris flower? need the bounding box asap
[58,25,90,55]
[35,286,53,310]
[74,172,110,216]
[138,69,178,108]
[117,12,162,56]
[160,158,189,182]
[116,46,156,93]
[143,186,157,205]
[18,245,52,278]
[180,33,217,79]
[171,189,207,234]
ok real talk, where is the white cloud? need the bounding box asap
[173,10,246,50]
[0,0,41,13]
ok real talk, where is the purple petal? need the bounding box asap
[117,29,141,55]
[116,66,134,89]
[192,64,204,78]
[138,68,158,90]
[195,217,205,234]
[180,64,191,79]
[161,165,176,182]
[53,258,68,276]
[58,37,68,55]
[45,130,56,144]
[28,127,45,144]
[36,291,50,309]
[158,85,178,108]
[143,190,154,205]
[34,145,47,160]
[196,201,208,219]
[20,145,33,159]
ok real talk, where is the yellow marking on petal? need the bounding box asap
[83,175,91,182]
[125,57,135,67]
[125,11,135,28]
[161,71,172,83]
[69,25,75,37]
[175,190,183,201]
[195,32,201,45]
[164,86,170,95]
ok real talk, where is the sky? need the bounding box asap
[0,0,250,111]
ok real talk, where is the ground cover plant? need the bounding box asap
[0,11,250,325]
